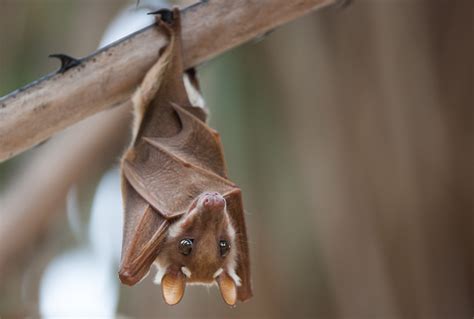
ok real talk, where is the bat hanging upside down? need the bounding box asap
[118,8,252,306]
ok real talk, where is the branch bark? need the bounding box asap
[0,0,334,162]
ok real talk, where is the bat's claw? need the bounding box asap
[49,53,81,73]
[148,8,174,24]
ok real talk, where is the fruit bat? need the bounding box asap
[118,8,252,306]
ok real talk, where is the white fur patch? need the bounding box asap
[181,266,192,279]
[227,266,242,287]
[213,268,224,279]
[225,214,236,242]
[183,74,206,109]
[187,281,217,287]
[225,218,241,287]
[153,259,169,285]
[167,214,191,239]
[167,222,183,239]
[166,201,202,239]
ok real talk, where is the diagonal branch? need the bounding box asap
[0,0,335,162]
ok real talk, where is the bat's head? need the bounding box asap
[154,192,241,306]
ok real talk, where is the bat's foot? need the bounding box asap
[49,54,81,73]
[148,8,174,24]
[200,192,226,211]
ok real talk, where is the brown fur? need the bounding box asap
[157,192,236,283]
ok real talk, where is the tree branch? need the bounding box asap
[0,0,334,162]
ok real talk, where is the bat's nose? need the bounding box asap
[202,192,226,211]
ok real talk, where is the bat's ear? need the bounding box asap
[161,268,186,305]
[217,272,237,306]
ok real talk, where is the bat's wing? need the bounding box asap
[122,89,234,219]
[122,131,236,219]
[224,188,253,302]
[155,102,228,178]
[119,178,169,285]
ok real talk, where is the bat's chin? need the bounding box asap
[186,279,218,286]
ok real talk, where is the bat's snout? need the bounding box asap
[200,192,226,211]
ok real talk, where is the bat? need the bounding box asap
[118,8,252,306]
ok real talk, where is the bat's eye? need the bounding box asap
[219,240,230,257]
[179,239,193,256]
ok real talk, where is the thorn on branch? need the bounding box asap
[49,54,81,73]
[148,8,174,24]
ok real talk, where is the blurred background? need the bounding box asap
[0,0,473,318]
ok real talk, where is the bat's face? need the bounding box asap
[154,192,241,305]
